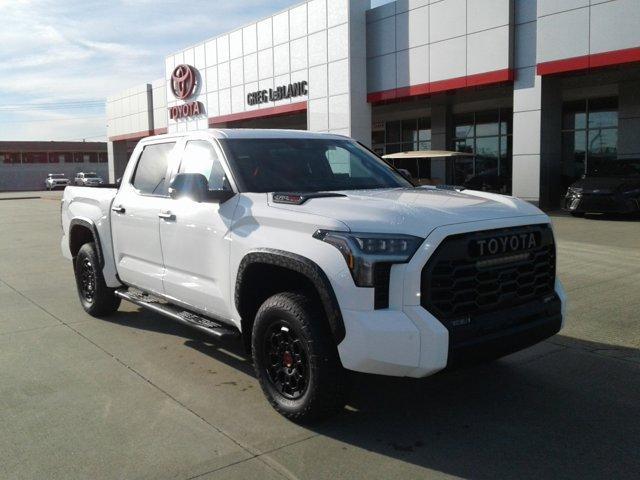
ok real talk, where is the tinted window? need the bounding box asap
[178,141,229,191]
[131,142,175,195]
[222,138,411,193]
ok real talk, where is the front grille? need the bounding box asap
[421,224,556,320]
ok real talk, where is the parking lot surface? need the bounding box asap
[1,191,639,479]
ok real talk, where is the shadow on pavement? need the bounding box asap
[103,308,640,479]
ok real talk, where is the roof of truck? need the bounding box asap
[142,129,351,142]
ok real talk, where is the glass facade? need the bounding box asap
[561,97,618,192]
[452,108,512,194]
[371,117,433,184]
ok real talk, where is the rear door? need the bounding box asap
[111,140,179,296]
[159,138,238,318]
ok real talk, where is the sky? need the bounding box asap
[0,0,391,142]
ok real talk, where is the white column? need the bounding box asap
[511,1,541,203]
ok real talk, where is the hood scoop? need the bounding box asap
[272,192,347,205]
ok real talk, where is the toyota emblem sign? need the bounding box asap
[168,64,204,120]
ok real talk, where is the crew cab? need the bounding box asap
[60,129,566,421]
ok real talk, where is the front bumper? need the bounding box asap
[338,279,565,378]
[564,192,640,214]
[337,216,566,378]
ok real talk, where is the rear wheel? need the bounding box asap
[252,292,347,422]
[74,242,120,317]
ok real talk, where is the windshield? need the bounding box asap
[587,159,640,177]
[222,138,412,193]
[84,173,98,178]
[49,174,65,178]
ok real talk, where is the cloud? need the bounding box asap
[0,0,293,141]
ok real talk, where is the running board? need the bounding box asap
[115,289,240,340]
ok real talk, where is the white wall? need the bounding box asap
[106,84,153,138]
[366,0,512,94]
[163,0,372,143]
[537,0,640,64]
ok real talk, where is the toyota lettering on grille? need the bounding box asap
[470,232,540,257]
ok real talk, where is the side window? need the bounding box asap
[131,142,175,196]
[179,140,229,190]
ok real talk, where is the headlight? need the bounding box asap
[313,230,423,287]
[622,188,640,197]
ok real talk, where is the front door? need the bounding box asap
[159,139,238,319]
[111,140,178,296]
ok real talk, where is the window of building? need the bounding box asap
[1,152,19,164]
[384,117,431,154]
[22,152,48,164]
[452,108,512,194]
[561,97,618,191]
[179,141,229,191]
[48,152,59,163]
[131,142,176,196]
[375,117,433,184]
[98,152,108,163]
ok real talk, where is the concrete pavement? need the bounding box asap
[1,191,639,479]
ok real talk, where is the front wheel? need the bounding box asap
[252,292,347,422]
[74,242,120,317]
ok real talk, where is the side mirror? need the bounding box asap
[169,173,234,203]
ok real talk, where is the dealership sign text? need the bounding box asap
[247,81,308,106]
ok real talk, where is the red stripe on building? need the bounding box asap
[537,47,640,75]
[108,130,153,142]
[209,101,307,126]
[108,127,167,142]
[367,68,514,104]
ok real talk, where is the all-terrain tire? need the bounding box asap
[252,292,347,422]
[74,242,120,317]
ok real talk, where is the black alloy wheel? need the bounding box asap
[79,257,97,304]
[263,320,310,400]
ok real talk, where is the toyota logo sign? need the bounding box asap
[171,64,197,100]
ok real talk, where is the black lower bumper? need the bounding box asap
[445,296,562,367]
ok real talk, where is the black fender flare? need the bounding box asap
[69,218,104,268]
[235,249,346,344]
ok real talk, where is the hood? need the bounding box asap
[268,187,543,237]
[571,176,640,193]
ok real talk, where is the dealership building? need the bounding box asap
[106,0,640,208]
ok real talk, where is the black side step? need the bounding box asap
[115,289,240,340]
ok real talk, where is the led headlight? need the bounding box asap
[313,230,423,287]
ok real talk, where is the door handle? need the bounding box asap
[158,211,176,221]
[111,205,126,214]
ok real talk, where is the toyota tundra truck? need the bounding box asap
[60,129,566,421]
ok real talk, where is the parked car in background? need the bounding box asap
[564,159,640,216]
[74,172,104,187]
[45,173,70,190]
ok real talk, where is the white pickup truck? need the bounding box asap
[61,129,566,421]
